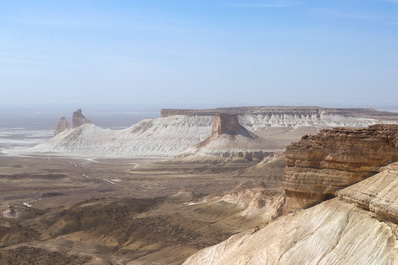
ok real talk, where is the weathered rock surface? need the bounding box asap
[184,163,398,265]
[183,198,398,265]
[284,124,398,213]
[54,116,69,136]
[72,109,91,128]
[338,162,398,223]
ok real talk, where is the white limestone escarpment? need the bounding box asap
[30,114,214,157]
[28,107,398,158]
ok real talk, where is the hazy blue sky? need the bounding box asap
[1,0,397,108]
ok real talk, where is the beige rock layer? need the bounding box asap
[183,198,398,265]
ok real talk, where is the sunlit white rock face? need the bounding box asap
[238,112,380,129]
[183,164,398,265]
[26,107,398,157]
[29,115,214,157]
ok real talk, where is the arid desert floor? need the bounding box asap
[0,154,284,265]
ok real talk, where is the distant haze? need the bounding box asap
[1,1,398,107]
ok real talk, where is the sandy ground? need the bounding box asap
[0,155,265,208]
[0,154,284,265]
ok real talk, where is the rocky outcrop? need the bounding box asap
[54,117,69,136]
[184,162,398,265]
[284,124,398,213]
[72,109,91,128]
[53,109,90,136]
[2,204,17,218]
[177,114,281,161]
[212,114,241,135]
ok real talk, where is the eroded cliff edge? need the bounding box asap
[184,125,398,265]
[284,124,398,213]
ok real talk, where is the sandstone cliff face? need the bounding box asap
[284,124,398,213]
[72,109,91,128]
[54,117,69,136]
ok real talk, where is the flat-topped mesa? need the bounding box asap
[212,114,241,135]
[54,117,69,136]
[178,113,278,161]
[72,109,91,128]
[283,124,398,213]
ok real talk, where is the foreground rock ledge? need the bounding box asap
[184,162,398,265]
[283,124,398,213]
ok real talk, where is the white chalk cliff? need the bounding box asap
[30,115,213,157]
[28,107,398,157]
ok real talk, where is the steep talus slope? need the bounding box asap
[284,124,398,212]
[183,164,398,265]
[24,107,398,157]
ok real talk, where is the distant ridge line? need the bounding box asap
[160,106,398,121]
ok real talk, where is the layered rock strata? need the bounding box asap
[161,106,398,122]
[338,162,398,223]
[284,124,398,213]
